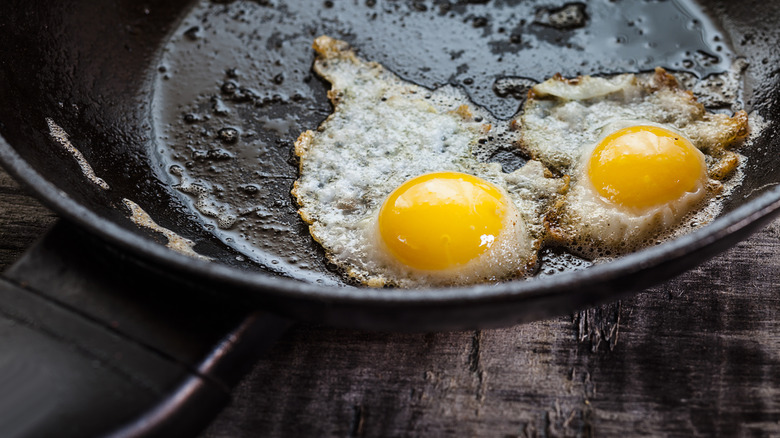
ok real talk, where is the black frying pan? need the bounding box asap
[1,0,779,436]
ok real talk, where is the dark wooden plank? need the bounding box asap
[0,171,57,269]
[1,167,779,437]
[200,225,780,437]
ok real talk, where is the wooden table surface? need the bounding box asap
[1,167,779,437]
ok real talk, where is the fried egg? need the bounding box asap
[293,37,564,287]
[517,69,749,255]
[294,36,751,284]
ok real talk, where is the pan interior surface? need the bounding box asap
[151,0,774,287]
[0,0,777,327]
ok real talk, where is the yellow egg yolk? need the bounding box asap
[378,172,508,271]
[587,125,706,210]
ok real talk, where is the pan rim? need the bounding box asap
[2,133,780,306]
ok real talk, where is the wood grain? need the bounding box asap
[201,223,780,436]
[1,168,778,437]
[0,171,57,269]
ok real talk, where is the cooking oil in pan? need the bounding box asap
[152,0,747,285]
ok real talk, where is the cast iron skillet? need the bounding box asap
[0,0,779,436]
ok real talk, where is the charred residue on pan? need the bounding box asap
[151,0,740,284]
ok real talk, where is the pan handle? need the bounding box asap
[0,220,292,438]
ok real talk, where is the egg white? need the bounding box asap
[293,36,565,287]
[518,68,748,173]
